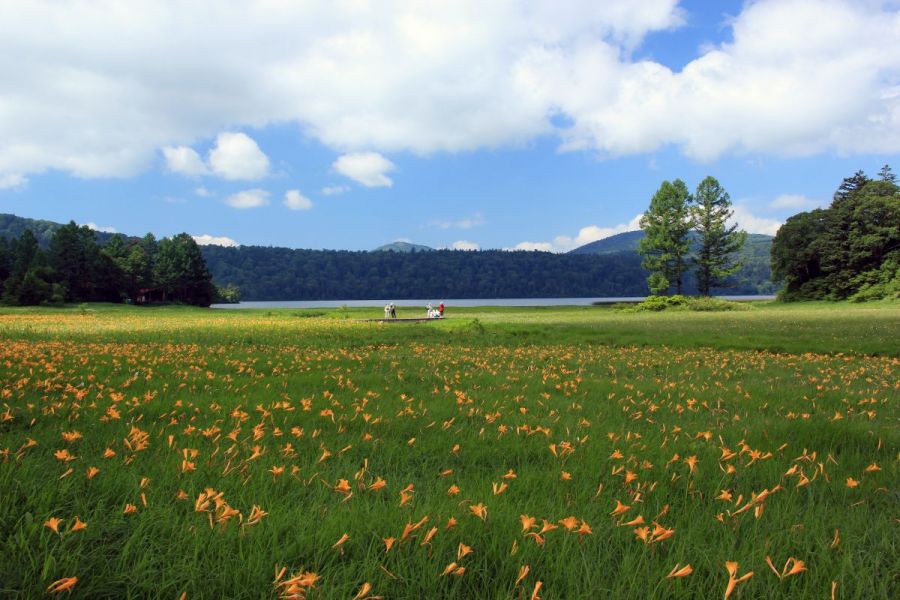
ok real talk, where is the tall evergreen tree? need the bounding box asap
[0,236,10,286]
[878,164,897,183]
[638,179,693,294]
[691,176,746,296]
[48,222,105,301]
[154,233,215,306]
[2,230,54,305]
[833,170,869,203]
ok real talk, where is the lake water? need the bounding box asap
[211,296,776,309]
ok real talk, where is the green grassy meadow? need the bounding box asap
[0,302,897,599]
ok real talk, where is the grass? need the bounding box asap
[0,302,897,599]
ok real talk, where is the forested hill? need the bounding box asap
[0,213,119,246]
[570,230,777,295]
[200,246,650,300]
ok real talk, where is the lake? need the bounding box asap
[211,296,776,309]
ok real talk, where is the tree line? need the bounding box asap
[200,246,650,300]
[638,176,747,296]
[770,166,899,301]
[0,222,215,306]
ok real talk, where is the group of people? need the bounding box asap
[426,302,445,319]
[382,302,445,319]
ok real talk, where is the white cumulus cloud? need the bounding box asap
[433,213,486,230]
[162,146,208,176]
[730,205,783,236]
[192,234,239,247]
[0,0,897,183]
[283,189,313,211]
[511,241,555,252]
[513,214,643,253]
[451,240,480,250]
[225,188,270,209]
[83,222,117,233]
[208,132,270,181]
[333,152,395,187]
[0,173,27,190]
[768,194,821,210]
[321,185,350,196]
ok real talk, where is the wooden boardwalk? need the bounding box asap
[359,317,446,323]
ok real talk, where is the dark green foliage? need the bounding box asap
[772,172,899,301]
[571,230,776,295]
[214,283,241,304]
[200,246,649,300]
[155,234,216,306]
[638,179,693,294]
[691,176,746,295]
[2,230,55,305]
[878,164,896,183]
[0,227,215,306]
[48,221,122,302]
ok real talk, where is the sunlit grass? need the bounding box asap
[0,303,897,598]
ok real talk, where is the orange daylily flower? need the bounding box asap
[611,500,631,516]
[69,517,87,532]
[352,582,374,600]
[666,564,693,578]
[724,561,753,599]
[515,565,530,587]
[457,543,473,560]
[44,517,63,533]
[46,577,77,593]
[520,515,536,532]
[469,503,487,520]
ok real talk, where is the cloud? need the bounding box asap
[321,185,350,196]
[208,133,270,180]
[225,188,270,209]
[83,222,117,233]
[192,234,239,247]
[333,152,395,187]
[511,241,555,252]
[194,186,213,197]
[0,0,898,183]
[162,146,208,176]
[513,214,643,253]
[0,173,27,190]
[768,193,821,210]
[432,212,486,230]
[283,189,313,211]
[451,240,480,250]
[730,205,783,236]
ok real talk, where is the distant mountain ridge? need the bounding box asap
[373,241,434,253]
[0,213,121,246]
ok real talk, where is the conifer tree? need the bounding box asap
[691,176,746,296]
[638,179,692,295]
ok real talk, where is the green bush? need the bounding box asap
[625,294,749,312]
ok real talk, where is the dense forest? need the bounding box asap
[201,246,650,300]
[0,213,777,302]
[0,222,215,306]
[771,166,899,301]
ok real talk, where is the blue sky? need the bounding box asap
[1,1,898,251]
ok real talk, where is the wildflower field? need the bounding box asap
[0,302,897,599]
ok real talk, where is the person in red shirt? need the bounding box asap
[438,302,444,317]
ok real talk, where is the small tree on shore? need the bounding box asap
[638,179,692,295]
[691,176,746,296]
